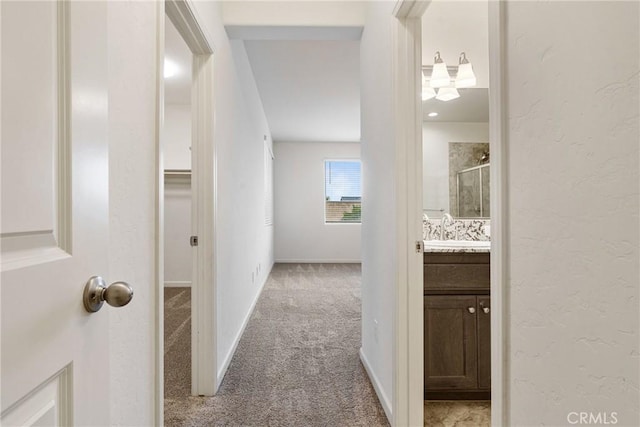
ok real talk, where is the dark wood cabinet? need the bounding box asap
[424,252,490,400]
[424,296,478,390]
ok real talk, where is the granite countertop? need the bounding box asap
[423,240,491,253]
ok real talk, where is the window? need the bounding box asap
[324,160,362,223]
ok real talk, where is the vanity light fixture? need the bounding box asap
[429,51,451,88]
[428,112,438,117]
[455,52,477,88]
[422,52,476,102]
[422,86,436,101]
[435,87,460,102]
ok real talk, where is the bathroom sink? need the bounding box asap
[424,240,491,249]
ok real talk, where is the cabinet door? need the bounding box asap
[424,296,478,390]
[477,296,491,389]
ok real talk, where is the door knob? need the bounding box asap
[83,276,134,313]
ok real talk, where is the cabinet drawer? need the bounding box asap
[424,263,490,290]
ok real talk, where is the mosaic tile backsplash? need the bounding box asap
[423,214,490,241]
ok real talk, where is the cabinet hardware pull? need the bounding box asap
[479,301,490,314]
[467,307,476,314]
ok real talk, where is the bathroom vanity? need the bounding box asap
[423,244,490,400]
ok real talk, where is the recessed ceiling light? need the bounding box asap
[428,112,438,117]
[164,58,179,79]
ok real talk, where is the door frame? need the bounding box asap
[391,1,508,426]
[157,1,217,422]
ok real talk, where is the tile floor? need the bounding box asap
[424,401,491,427]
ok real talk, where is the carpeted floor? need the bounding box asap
[164,263,389,427]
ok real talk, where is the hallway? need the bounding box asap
[164,263,389,426]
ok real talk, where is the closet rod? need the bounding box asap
[164,169,191,176]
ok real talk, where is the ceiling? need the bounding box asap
[165,17,192,105]
[243,39,360,142]
[165,0,488,131]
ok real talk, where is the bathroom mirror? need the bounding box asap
[422,88,490,219]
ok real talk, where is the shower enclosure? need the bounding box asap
[456,163,490,218]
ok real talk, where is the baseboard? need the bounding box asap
[164,281,192,288]
[216,262,274,389]
[275,259,361,264]
[359,348,392,423]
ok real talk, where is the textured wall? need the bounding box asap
[505,2,639,425]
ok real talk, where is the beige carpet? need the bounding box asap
[164,263,389,427]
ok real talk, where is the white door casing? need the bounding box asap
[1,1,112,425]
[164,0,216,398]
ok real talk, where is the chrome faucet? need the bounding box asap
[440,213,453,240]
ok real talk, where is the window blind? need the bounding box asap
[324,160,361,223]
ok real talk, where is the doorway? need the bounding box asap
[421,1,492,424]
[391,0,506,425]
[159,1,217,421]
[163,12,194,404]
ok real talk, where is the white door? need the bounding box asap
[1,1,118,425]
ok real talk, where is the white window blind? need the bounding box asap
[264,140,274,226]
[324,160,361,223]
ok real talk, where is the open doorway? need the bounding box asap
[414,1,503,425]
[159,2,217,421]
[163,13,193,404]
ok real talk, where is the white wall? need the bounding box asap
[164,179,191,285]
[163,104,192,286]
[423,122,489,216]
[107,2,158,425]
[274,141,361,263]
[164,104,191,170]
[505,2,639,425]
[359,1,397,419]
[189,2,275,386]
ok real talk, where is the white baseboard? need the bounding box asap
[216,262,274,388]
[275,259,361,264]
[164,281,192,287]
[359,348,392,423]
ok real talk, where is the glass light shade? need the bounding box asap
[435,87,460,102]
[455,62,477,88]
[429,62,451,88]
[422,86,436,101]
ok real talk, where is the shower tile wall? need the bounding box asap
[449,142,489,216]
